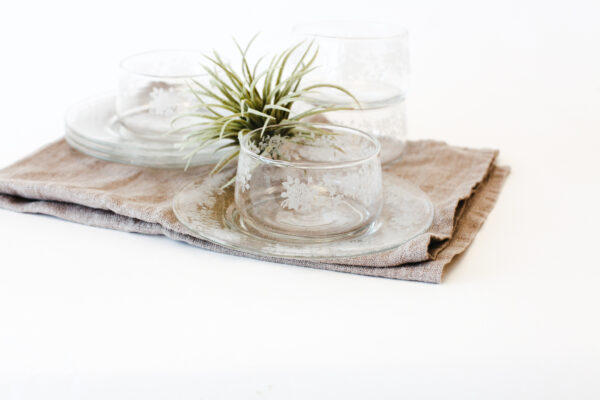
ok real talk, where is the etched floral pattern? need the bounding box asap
[149,87,195,117]
[321,162,381,205]
[194,173,229,209]
[149,87,179,116]
[249,134,295,160]
[281,176,317,211]
[237,163,252,192]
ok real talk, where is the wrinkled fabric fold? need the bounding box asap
[0,139,509,283]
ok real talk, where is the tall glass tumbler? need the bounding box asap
[293,22,409,164]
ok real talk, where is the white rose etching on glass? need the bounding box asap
[149,87,196,117]
[194,173,228,210]
[237,163,252,192]
[281,176,318,212]
[321,163,380,205]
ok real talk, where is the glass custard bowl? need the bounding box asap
[234,123,383,242]
[116,49,206,138]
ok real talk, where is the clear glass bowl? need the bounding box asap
[116,49,206,138]
[292,21,409,164]
[234,123,383,242]
[64,50,225,168]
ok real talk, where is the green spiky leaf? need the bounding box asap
[171,36,360,174]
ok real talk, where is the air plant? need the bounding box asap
[171,35,359,176]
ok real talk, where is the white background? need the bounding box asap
[1,0,600,398]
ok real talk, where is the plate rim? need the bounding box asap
[64,92,223,168]
[172,173,435,261]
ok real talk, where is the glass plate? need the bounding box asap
[65,93,224,168]
[172,172,434,260]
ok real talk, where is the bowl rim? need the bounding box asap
[241,123,381,170]
[292,21,408,41]
[119,49,208,79]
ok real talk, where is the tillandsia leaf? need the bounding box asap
[301,84,362,109]
[288,106,355,121]
[233,34,259,84]
[211,149,240,175]
[263,104,291,113]
[171,36,360,176]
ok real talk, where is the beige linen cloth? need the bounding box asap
[0,139,509,283]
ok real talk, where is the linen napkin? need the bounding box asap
[0,139,508,283]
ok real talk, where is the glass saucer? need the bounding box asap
[172,171,434,260]
[65,93,224,168]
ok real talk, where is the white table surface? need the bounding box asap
[1,1,599,398]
